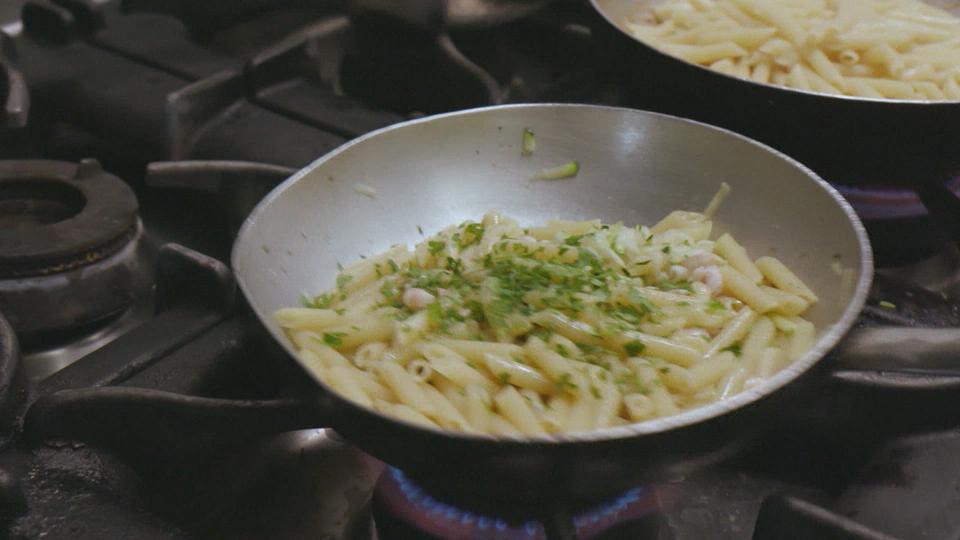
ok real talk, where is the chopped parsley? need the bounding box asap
[530,327,554,340]
[554,372,578,392]
[658,279,693,292]
[445,257,463,274]
[497,372,511,385]
[627,290,657,315]
[564,234,585,247]
[721,342,743,356]
[661,245,671,254]
[336,273,353,289]
[322,332,346,347]
[301,292,333,309]
[624,340,646,356]
[610,305,650,325]
[379,281,403,308]
[428,240,446,255]
[706,299,725,311]
[426,301,444,326]
[615,372,650,395]
[461,223,485,247]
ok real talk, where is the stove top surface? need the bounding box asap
[1,1,959,539]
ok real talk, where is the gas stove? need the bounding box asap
[0,1,959,539]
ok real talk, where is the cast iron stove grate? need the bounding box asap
[0,1,959,539]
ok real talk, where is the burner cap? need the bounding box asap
[0,159,146,340]
[0,159,138,278]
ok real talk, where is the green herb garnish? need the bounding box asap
[445,257,463,274]
[564,234,585,247]
[617,373,649,395]
[555,372,578,392]
[658,279,693,292]
[721,342,743,356]
[461,223,485,247]
[301,292,334,309]
[706,299,725,311]
[322,332,346,347]
[624,340,646,356]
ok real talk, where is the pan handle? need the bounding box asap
[829,326,960,389]
[834,326,960,370]
[23,387,331,460]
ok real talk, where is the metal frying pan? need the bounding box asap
[588,0,960,263]
[590,0,960,104]
[232,104,873,507]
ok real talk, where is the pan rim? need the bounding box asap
[233,102,874,445]
[588,0,960,106]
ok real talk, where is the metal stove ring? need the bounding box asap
[0,159,138,279]
[0,159,148,340]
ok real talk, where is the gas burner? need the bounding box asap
[0,159,148,346]
[374,467,663,539]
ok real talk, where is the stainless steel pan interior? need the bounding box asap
[233,103,872,443]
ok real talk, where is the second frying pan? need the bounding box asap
[589,0,960,263]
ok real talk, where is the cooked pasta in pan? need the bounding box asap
[624,0,960,100]
[275,197,818,435]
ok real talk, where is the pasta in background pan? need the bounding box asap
[275,193,818,436]
[625,0,960,100]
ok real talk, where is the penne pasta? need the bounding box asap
[420,343,498,393]
[705,306,757,357]
[483,353,553,394]
[279,207,817,435]
[715,233,763,283]
[755,256,819,302]
[625,0,960,100]
[718,266,779,313]
[495,386,546,435]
